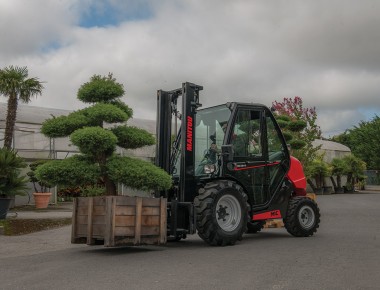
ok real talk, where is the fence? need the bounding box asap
[364,170,380,185]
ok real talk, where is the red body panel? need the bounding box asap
[286,156,307,196]
[253,210,282,220]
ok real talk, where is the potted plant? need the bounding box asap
[330,157,347,194]
[27,160,53,208]
[34,74,172,246]
[342,154,366,193]
[307,158,330,195]
[0,148,28,219]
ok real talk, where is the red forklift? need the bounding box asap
[155,82,320,246]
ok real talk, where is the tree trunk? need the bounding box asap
[337,175,342,188]
[104,176,117,196]
[330,176,337,190]
[307,178,316,192]
[4,94,18,149]
[99,153,116,196]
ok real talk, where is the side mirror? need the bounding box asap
[221,145,234,162]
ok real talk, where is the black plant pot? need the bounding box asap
[0,197,12,220]
[334,187,344,194]
[314,188,324,195]
[323,186,333,195]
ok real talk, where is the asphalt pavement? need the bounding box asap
[1,191,380,290]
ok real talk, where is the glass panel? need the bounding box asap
[266,115,287,194]
[194,105,231,176]
[232,110,262,157]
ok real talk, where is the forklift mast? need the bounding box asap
[155,82,202,202]
[155,83,202,238]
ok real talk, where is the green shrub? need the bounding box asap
[111,126,155,149]
[289,139,307,150]
[27,160,53,192]
[77,74,125,103]
[81,103,130,124]
[282,132,293,142]
[276,119,288,129]
[107,157,172,191]
[70,127,117,157]
[288,120,307,132]
[41,113,90,138]
[35,157,101,187]
[79,185,106,197]
[0,148,28,197]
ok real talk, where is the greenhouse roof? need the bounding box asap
[312,139,351,152]
[0,103,156,134]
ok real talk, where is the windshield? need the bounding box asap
[195,105,231,175]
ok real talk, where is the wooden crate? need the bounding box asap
[264,219,284,228]
[71,196,167,247]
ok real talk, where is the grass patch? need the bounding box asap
[0,218,72,236]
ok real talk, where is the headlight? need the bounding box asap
[204,164,216,174]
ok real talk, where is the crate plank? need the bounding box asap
[115,216,135,226]
[134,197,142,244]
[104,197,116,247]
[141,215,160,226]
[160,198,167,244]
[77,207,89,216]
[93,205,106,215]
[142,198,162,207]
[71,198,79,243]
[115,206,136,216]
[86,197,94,245]
[142,207,160,216]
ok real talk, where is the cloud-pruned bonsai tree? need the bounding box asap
[272,97,322,189]
[35,74,172,196]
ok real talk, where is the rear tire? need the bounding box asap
[284,196,320,237]
[194,181,248,246]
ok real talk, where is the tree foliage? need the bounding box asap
[272,97,322,181]
[77,74,125,103]
[36,156,101,188]
[0,148,28,197]
[341,154,366,188]
[36,74,172,195]
[329,157,348,190]
[0,65,44,148]
[332,116,380,170]
[107,156,172,191]
[305,158,331,189]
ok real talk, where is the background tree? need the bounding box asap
[342,154,366,190]
[0,66,44,149]
[332,116,380,170]
[36,74,171,195]
[304,157,330,193]
[330,157,348,192]
[272,97,322,187]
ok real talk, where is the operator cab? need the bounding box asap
[193,102,291,210]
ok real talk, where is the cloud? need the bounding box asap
[0,0,379,137]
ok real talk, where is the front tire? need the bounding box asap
[194,181,248,246]
[284,197,320,237]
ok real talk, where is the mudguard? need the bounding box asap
[286,156,307,196]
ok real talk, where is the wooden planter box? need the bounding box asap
[71,196,167,247]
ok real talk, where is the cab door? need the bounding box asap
[226,107,270,206]
[225,106,290,208]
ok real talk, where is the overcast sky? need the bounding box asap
[1,0,379,137]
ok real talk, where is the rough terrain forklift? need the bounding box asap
[155,82,320,246]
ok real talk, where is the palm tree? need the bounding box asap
[0,66,44,149]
